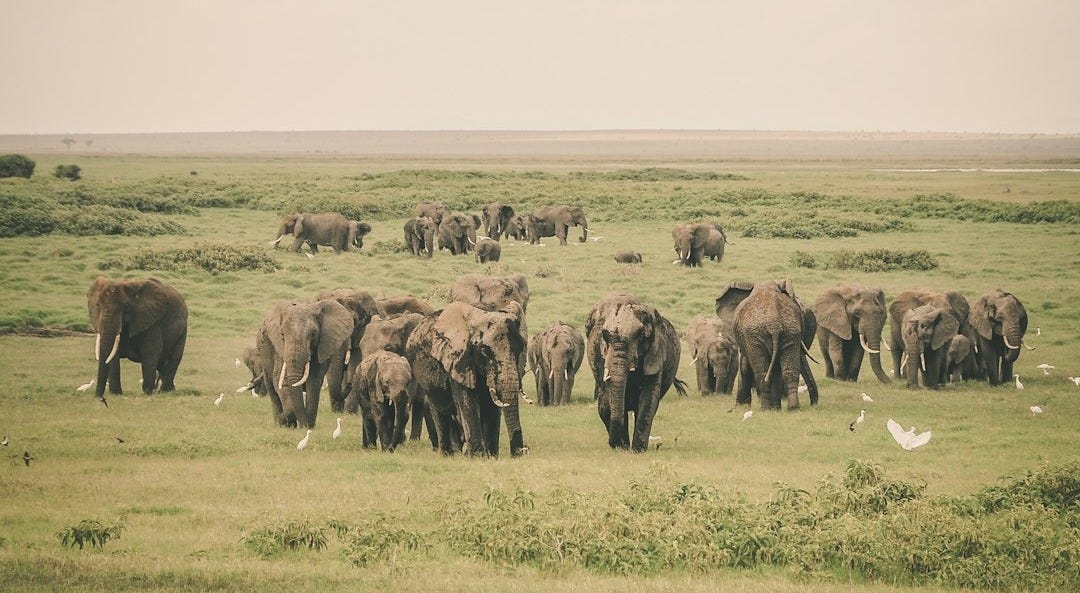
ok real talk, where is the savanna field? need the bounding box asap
[1,139,1079,592]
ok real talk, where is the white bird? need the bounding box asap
[332,418,342,439]
[1036,364,1054,375]
[1014,374,1024,390]
[648,435,663,450]
[797,384,808,396]
[1036,327,1041,336]
[861,392,874,403]
[1068,376,1080,386]
[305,252,314,259]
[297,429,312,451]
[234,358,242,368]
[1,436,8,446]
[886,419,932,451]
[213,393,224,407]
[236,383,253,393]
[742,410,753,422]
[849,410,866,431]
[76,380,95,392]
[1030,405,1044,415]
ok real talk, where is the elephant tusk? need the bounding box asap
[884,342,892,351]
[603,367,611,382]
[671,259,682,265]
[291,362,311,387]
[920,353,926,372]
[973,341,979,354]
[467,237,476,246]
[690,357,698,365]
[629,365,636,372]
[801,341,820,365]
[344,350,351,366]
[901,353,908,369]
[1023,341,1036,351]
[277,362,287,389]
[104,330,121,365]
[548,369,554,380]
[565,368,569,380]
[268,234,286,245]
[489,388,509,408]
[859,333,880,354]
[520,392,534,405]
[95,333,101,361]
[1001,333,1020,350]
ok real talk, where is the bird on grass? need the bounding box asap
[648,435,663,450]
[297,429,312,451]
[235,383,253,393]
[1,436,7,446]
[76,380,95,392]
[1069,377,1080,386]
[1036,364,1054,375]
[1030,405,1044,415]
[1036,327,1041,336]
[213,393,225,407]
[305,252,314,259]
[742,410,753,422]
[114,436,125,444]
[22,451,34,466]
[332,418,342,439]
[861,393,874,403]
[849,410,866,432]
[234,358,242,368]
[797,384,808,396]
[887,419,932,451]
[1014,374,1024,390]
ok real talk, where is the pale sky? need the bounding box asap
[2,0,1078,134]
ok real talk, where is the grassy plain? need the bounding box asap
[0,134,1078,592]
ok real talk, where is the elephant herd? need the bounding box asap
[84,270,1028,457]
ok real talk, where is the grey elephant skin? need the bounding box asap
[414,201,448,226]
[672,222,726,266]
[945,334,975,383]
[613,250,643,263]
[720,280,818,410]
[970,289,1028,386]
[528,322,585,406]
[261,299,354,428]
[899,304,959,389]
[685,315,737,395]
[404,216,437,258]
[888,290,973,387]
[481,203,515,241]
[813,284,891,383]
[438,212,481,255]
[315,289,381,411]
[344,351,413,451]
[526,205,588,245]
[377,296,435,317]
[87,277,188,406]
[240,343,268,396]
[474,238,501,263]
[406,301,528,457]
[586,293,686,452]
[358,311,434,446]
[504,214,528,240]
[271,212,371,254]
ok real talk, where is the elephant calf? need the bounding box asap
[528,321,585,406]
[475,237,502,263]
[346,351,413,451]
[613,250,642,264]
[684,315,737,395]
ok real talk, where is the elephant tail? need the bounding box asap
[763,332,781,384]
[672,377,689,397]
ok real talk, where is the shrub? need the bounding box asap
[789,250,817,269]
[57,518,123,550]
[242,520,327,558]
[53,164,81,181]
[0,154,35,178]
[827,249,939,272]
[98,243,280,274]
[339,516,426,567]
[55,205,186,236]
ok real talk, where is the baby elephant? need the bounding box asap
[345,351,413,451]
[614,250,643,263]
[945,334,974,383]
[475,237,502,263]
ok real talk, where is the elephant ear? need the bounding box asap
[292,214,305,237]
[316,300,354,364]
[815,288,853,341]
[640,307,667,375]
[264,301,293,355]
[431,302,476,388]
[692,224,711,247]
[470,214,482,228]
[500,205,514,219]
[347,222,358,246]
[86,276,112,330]
[931,310,960,351]
[970,294,993,340]
[715,281,754,322]
[128,278,174,336]
[777,278,796,299]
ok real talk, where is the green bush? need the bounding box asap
[98,243,281,274]
[55,205,186,236]
[827,249,939,272]
[57,518,123,550]
[339,516,426,567]
[789,251,817,269]
[0,154,35,178]
[53,164,81,181]
[242,520,327,558]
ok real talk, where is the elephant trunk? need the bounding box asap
[94,317,123,400]
[861,331,891,383]
[579,216,589,242]
[550,353,569,406]
[281,347,313,427]
[1002,322,1023,362]
[605,343,629,449]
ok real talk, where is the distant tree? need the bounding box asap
[53,164,81,181]
[61,137,75,150]
[85,139,94,149]
[0,154,36,178]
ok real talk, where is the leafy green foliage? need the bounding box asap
[0,191,185,237]
[53,164,81,181]
[241,520,327,558]
[338,516,426,567]
[0,154,35,178]
[98,243,281,274]
[791,249,938,272]
[56,519,123,550]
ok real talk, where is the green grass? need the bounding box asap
[0,155,1078,592]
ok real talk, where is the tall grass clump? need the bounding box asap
[98,243,280,273]
[338,516,427,567]
[56,518,124,550]
[241,519,327,558]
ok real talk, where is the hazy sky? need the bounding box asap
[2,0,1078,134]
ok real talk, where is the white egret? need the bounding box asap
[1,436,7,446]
[849,410,865,432]
[234,358,242,368]
[213,393,224,407]
[797,385,808,395]
[305,252,314,259]
[76,380,95,392]
[1014,374,1024,390]
[236,383,253,393]
[886,419,932,450]
[1036,327,1041,336]
[742,410,753,422]
[297,429,312,451]
[332,418,342,439]
[861,392,874,403]
[1036,364,1054,375]
[648,435,663,450]
[1030,405,1044,415]
[1069,377,1080,386]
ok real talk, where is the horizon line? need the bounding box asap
[3,128,1078,137]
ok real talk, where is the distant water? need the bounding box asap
[873,168,1080,173]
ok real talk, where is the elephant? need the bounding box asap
[614,250,643,263]
[414,201,448,226]
[723,279,819,410]
[86,277,188,406]
[504,214,528,241]
[474,238,501,263]
[270,212,372,254]
[451,273,530,314]
[315,289,381,411]
[437,212,482,255]
[526,205,589,245]
[945,334,974,383]
[356,312,434,445]
[970,289,1028,386]
[585,293,687,452]
[813,284,891,383]
[888,290,975,385]
[528,321,585,406]
[481,203,515,241]
[672,222,726,267]
[344,351,413,451]
[899,304,959,389]
[261,298,354,427]
[240,342,268,396]
[377,296,435,317]
[405,301,528,457]
[404,216,437,258]
[684,315,738,395]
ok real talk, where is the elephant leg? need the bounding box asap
[479,397,501,457]
[695,360,710,394]
[451,384,484,456]
[821,336,837,379]
[847,345,865,382]
[362,415,378,448]
[557,225,569,246]
[630,379,661,452]
[107,360,123,395]
[268,386,287,426]
[800,355,819,405]
[596,396,612,435]
[304,367,326,428]
[563,375,576,406]
[735,355,753,406]
[157,331,185,392]
[1000,357,1014,386]
[423,405,439,450]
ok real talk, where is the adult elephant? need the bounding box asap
[404,216,437,258]
[344,351,413,451]
[813,284,891,383]
[414,201,448,226]
[505,214,528,241]
[451,273,530,313]
[87,277,188,407]
[526,205,589,245]
[406,301,528,457]
[528,321,585,406]
[377,296,435,317]
[970,289,1028,386]
[672,222,726,266]
[585,293,686,452]
[357,312,433,446]
[262,299,354,428]
[685,315,737,395]
[726,279,818,410]
[474,238,501,263]
[270,212,372,254]
[888,290,974,385]
[315,288,381,411]
[899,304,959,389]
[614,251,643,263]
[438,212,481,255]
[481,203,515,241]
